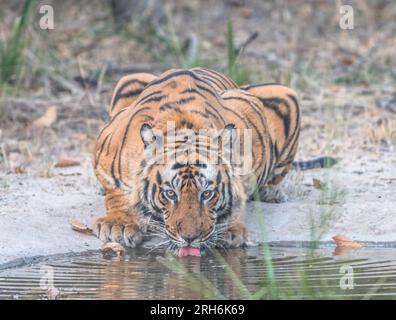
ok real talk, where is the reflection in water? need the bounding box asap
[1,246,396,299]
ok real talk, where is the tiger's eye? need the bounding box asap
[202,190,213,200]
[165,190,176,199]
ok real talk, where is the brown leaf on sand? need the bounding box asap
[312,178,322,189]
[339,56,355,66]
[14,165,27,174]
[55,158,81,168]
[32,106,57,128]
[69,219,93,235]
[333,246,355,257]
[101,242,125,258]
[333,234,364,249]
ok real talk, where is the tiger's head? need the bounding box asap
[137,122,246,256]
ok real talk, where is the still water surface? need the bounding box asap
[1,246,396,299]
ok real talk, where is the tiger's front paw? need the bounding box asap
[93,214,143,248]
[223,221,247,248]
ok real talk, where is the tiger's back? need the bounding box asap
[95,67,300,196]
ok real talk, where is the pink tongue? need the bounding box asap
[178,246,201,257]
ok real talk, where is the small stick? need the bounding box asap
[236,31,259,58]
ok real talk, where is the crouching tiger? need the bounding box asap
[93,67,334,256]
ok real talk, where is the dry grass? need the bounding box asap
[367,117,396,148]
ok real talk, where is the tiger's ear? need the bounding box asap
[140,123,156,148]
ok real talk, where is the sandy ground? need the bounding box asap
[1,150,394,267]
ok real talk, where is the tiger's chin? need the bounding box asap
[165,222,247,257]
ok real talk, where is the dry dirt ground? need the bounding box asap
[0,0,395,267]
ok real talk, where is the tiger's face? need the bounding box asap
[139,124,241,255]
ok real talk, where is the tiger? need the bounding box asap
[93,67,333,257]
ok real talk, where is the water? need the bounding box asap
[1,246,396,300]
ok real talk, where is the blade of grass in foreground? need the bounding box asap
[252,191,279,299]
[158,253,225,299]
[0,0,34,85]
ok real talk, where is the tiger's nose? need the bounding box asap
[181,234,198,244]
[177,221,201,244]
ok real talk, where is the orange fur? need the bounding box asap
[93,67,300,251]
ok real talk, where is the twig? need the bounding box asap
[106,63,161,74]
[236,31,259,58]
[74,63,162,88]
[49,73,82,95]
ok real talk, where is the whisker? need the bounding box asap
[146,239,171,255]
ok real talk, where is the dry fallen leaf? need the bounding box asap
[32,106,57,128]
[14,165,27,174]
[339,56,355,66]
[333,234,364,249]
[69,219,93,235]
[101,242,125,258]
[333,246,356,257]
[312,178,322,189]
[55,158,81,168]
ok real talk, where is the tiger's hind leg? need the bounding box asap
[109,73,157,118]
[251,185,288,203]
[251,162,292,203]
[241,83,300,204]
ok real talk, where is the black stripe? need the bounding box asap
[111,148,121,188]
[281,94,300,161]
[141,94,168,105]
[287,94,300,142]
[195,68,232,89]
[117,107,151,185]
[111,79,147,110]
[180,87,207,100]
[156,171,162,185]
[95,133,111,167]
[241,82,282,90]
[205,102,226,125]
[257,133,275,187]
[149,183,162,213]
[194,70,228,90]
[260,97,291,138]
[216,171,222,184]
[196,84,220,102]
[203,68,237,88]
[171,162,207,170]
[118,79,147,95]
[135,90,163,105]
[106,134,113,155]
[222,104,266,172]
[144,70,216,91]
[222,96,267,130]
[189,110,209,118]
[199,74,227,91]
[160,103,181,112]
[143,178,149,202]
[174,96,196,106]
[97,108,126,140]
